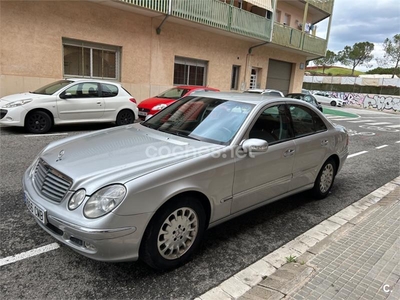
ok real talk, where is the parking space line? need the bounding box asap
[376,145,388,149]
[348,151,368,158]
[24,133,69,137]
[0,243,60,267]
[330,118,359,121]
[365,122,392,125]
[348,120,374,123]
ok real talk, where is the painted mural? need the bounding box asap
[321,92,400,112]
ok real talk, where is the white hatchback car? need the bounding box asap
[313,92,345,107]
[0,79,138,133]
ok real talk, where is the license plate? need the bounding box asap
[25,193,47,225]
[138,111,148,116]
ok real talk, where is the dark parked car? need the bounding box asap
[286,93,323,112]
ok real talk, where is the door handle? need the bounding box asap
[97,102,102,106]
[321,140,329,146]
[284,149,295,157]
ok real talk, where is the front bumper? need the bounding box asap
[0,106,27,126]
[23,170,152,262]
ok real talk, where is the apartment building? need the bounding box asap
[0,0,334,100]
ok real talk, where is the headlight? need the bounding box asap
[152,103,168,111]
[4,99,32,108]
[68,189,86,210]
[84,185,126,218]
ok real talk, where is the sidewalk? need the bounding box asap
[198,177,400,300]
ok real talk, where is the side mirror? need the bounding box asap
[241,138,268,154]
[59,92,72,99]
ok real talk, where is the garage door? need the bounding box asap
[266,59,292,96]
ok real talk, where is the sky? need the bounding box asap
[314,0,400,71]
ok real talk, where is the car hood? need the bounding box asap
[0,92,49,105]
[138,97,176,109]
[39,124,222,192]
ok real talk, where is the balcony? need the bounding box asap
[119,0,272,41]
[272,22,327,57]
[307,0,334,15]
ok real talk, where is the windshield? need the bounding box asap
[32,80,72,95]
[156,87,190,99]
[143,97,254,145]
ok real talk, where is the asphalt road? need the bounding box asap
[0,107,399,299]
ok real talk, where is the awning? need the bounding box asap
[245,0,273,11]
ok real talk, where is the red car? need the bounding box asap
[138,85,219,120]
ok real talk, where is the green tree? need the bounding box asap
[338,42,374,76]
[383,34,400,78]
[312,50,337,74]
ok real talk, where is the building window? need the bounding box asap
[63,38,121,80]
[231,65,240,90]
[174,57,208,86]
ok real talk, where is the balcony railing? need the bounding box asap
[307,0,334,14]
[171,0,230,31]
[230,7,272,40]
[122,0,169,13]
[272,22,327,56]
[119,0,272,41]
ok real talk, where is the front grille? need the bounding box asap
[0,109,7,119]
[139,108,150,113]
[33,159,72,202]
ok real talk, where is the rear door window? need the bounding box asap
[288,104,327,137]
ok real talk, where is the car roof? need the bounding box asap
[190,91,285,105]
[66,78,122,85]
[245,89,282,93]
[174,85,214,89]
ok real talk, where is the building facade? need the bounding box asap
[0,0,334,101]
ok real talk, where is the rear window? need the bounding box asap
[101,83,119,97]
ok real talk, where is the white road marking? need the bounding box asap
[0,243,60,267]
[348,151,368,158]
[376,145,388,149]
[330,118,359,121]
[365,122,393,126]
[386,124,400,128]
[396,141,400,144]
[348,120,375,123]
[325,115,345,119]
[24,133,69,137]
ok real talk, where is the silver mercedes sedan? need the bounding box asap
[23,92,348,270]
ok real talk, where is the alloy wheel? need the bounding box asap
[157,207,198,260]
[319,163,334,193]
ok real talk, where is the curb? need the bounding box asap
[196,176,400,300]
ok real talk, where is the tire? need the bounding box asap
[312,158,337,199]
[25,111,52,134]
[116,110,135,126]
[140,197,206,270]
[330,100,336,106]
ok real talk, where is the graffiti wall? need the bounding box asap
[318,92,400,112]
